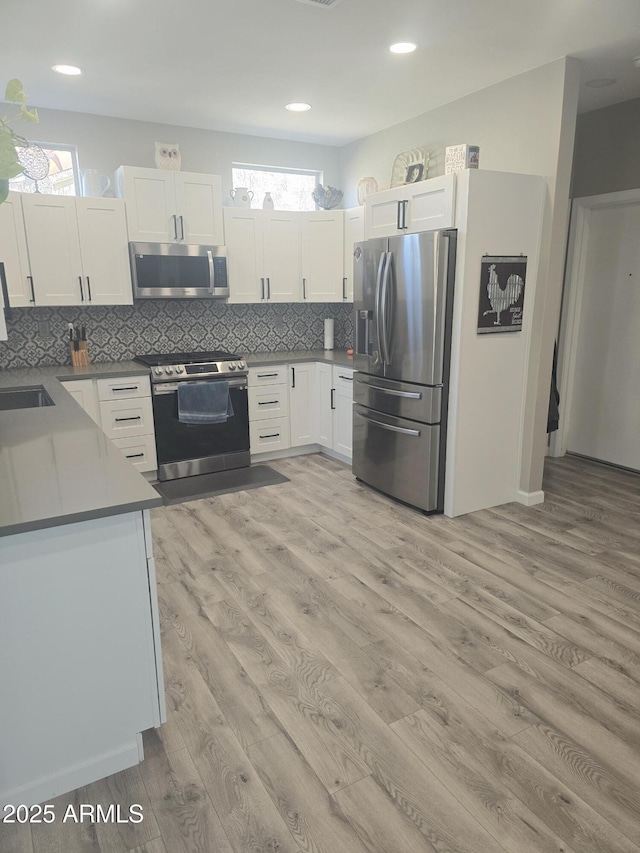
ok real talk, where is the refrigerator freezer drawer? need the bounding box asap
[354,373,442,423]
[353,404,441,512]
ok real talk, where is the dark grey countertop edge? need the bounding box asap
[245,351,355,368]
[0,495,164,539]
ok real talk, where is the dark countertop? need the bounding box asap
[0,361,161,539]
[0,352,354,538]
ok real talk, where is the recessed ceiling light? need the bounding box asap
[52,64,83,76]
[285,102,311,112]
[390,42,417,54]
[585,77,616,88]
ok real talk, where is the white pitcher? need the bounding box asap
[230,187,254,208]
[82,169,111,197]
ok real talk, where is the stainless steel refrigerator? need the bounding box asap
[352,230,457,513]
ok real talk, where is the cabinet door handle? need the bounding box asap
[402,199,409,230]
[86,276,92,302]
[267,277,271,299]
[257,372,279,378]
[291,367,296,389]
[179,215,185,240]
[257,400,279,405]
[343,277,347,300]
[78,276,84,301]
[172,215,178,240]
[397,201,402,231]
[125,452,145,459]
[260,433,280,439]
[261,278,265,300]
[27,275,35,303]
[112,385,139,392]
[115,415,142,422]
[338,375,353,381]
[330,388,335,410]
[302,278,307,299]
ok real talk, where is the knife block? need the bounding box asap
[70,340,90,367]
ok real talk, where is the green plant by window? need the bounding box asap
[0,79,38,204]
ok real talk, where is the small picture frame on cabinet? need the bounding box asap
[405,163,424,184]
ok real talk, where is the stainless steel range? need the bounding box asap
[134,351,249,481]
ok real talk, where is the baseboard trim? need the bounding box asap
[0,740,141,808]
[516,489,545,506]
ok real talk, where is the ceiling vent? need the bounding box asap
[293,0,343,8]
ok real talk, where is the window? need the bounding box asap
[9,142,80,196]
[232,164,321,211]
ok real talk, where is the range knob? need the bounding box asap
[154,367,163,376]
[175,365,184,374]
[228,363,237,371]
[165,366,174,375]
[238,360,246,369]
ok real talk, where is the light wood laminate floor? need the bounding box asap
[4,454,640,852]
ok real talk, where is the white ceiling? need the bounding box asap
[2,0,640,146]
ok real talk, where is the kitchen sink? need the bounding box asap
[0,386,55,411]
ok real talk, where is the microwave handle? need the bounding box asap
[207,250,215,293]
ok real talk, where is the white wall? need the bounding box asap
[30,107,341,202]
[340,58,581,496]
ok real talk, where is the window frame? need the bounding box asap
[231,162,323,211]
[9,141,81,196]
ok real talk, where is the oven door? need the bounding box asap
[152,378,249,480]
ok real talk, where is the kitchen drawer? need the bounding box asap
[99,397,154,439]
[111,434,157,473]
[248,365,287,386]
[250,417,291,453]
[333,366,354,391]
[248,384,289,421]
[96,374,150,401]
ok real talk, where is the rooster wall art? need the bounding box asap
[477,256,527,334]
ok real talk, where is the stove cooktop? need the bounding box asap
[134,351,241,367]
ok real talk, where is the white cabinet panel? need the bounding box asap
[60,378,101,425]
[263,212,301,302]
[301,211,343,302]
[21,195,84,306]
[343,207,365,303]
[365,185,408,240]
[174,171,223,245]
[76,198,133,305]
[248,364,288,386]
[111,435,157,473]
[0,193,32,307]
[289,362,317,446]
[249,384,289,421]
[316,362,333,448]
[99,398,154,439]
[333,366,354,459]
[96,374,150,401]
[225,209,264,303]
[250,417,291,453]
[406,174,456,234]
[116,167,177,243]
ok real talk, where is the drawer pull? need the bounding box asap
[115,416,142,422]
[257,400,279,405]
[112,385,139,392]
[125,452,145,459]
[256,372,279,378]
[260,433,280,439]
[338,375,353,381]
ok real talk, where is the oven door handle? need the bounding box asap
[153,378,248,395]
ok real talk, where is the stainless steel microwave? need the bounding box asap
[129,242,229,299]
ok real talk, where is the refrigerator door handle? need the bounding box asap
[357,410,421,437]
[355,378,422,399]
[374,252,386,365]
[380,252,393,364]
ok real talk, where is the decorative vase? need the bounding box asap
[263,191,274,210]
[230,187,254,208]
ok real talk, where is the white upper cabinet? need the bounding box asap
[224,209,264,303]
[19,195,132,307]
[76,198,133,305]
[365,175,456,239]
[174,172,223,244]
[263,212,302,303]
[116,166,223,246]
[21,195,84,306]
[0,193,32,307]
[343,206,365,303]
[301,210,344,302]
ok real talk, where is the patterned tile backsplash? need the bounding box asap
[0,301,354,370]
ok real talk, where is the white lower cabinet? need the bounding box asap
[289,362,317,446]
[248,365,291,456]
[316,362,333,448]
[250,418,291,454]
[333,367,354,458]
[61,374,157,473]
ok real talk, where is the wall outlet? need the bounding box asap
[37,320,52,339]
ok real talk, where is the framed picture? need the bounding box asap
[405,163,424,183]
[477,255,527,334]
